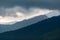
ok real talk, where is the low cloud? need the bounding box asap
[0,6,51,25]
[0,6,60,25]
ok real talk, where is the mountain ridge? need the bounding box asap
[0,15,60,40]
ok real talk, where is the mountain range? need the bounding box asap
[0,15,60,40]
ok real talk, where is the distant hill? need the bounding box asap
[0,16,60,40]
[0,15,47,33]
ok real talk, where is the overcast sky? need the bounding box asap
[0,0,60,25]
[0,0,60,9]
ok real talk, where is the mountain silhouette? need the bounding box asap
[0,16,60,40]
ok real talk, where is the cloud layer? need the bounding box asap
[0,6,60,25]
[0,6,51,25]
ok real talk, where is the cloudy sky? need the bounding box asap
[0,0,60,33]
[0,0,60,25]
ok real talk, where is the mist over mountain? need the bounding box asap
[0,16,60,40]
[0,15,47,33]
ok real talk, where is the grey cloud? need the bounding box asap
[0,0,60,9]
